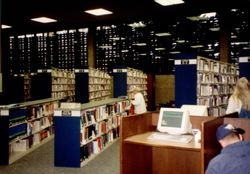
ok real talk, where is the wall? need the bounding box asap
[155,75,174,109]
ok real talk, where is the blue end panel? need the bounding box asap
[54,116,80,167]
[239,62,250,80]
[113,72,127,97]
[75,72,89,103]
[175,64,197,108]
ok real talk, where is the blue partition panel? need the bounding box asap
[54,116,81,167]
[175,61,197,108]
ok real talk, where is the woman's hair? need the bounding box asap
[233,77,250,110]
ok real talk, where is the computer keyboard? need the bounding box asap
[147,132,193,144]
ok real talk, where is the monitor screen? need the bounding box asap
[181,105,208,116]
[157,108,192,135]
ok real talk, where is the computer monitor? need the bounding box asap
[181,104,208,116]
[157,108,192,135]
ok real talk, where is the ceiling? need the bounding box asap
[2,0,250,33]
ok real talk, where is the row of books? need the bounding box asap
[198,85,234,96]
[9,128,53,153]
[197,95,229,107]
[197,57,238,74]
[198,73,238,84]
[80,129,119,162]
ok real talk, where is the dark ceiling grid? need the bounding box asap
[1,1,250,73]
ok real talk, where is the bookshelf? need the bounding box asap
[0,98,61,165]
[113,66,148,102]
[54,98,129,167]
[75,67,112,103]
[32,68,75,101]
[175,56,238,117]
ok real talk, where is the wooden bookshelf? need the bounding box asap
[54,98,129,168]
[0,98,62,165]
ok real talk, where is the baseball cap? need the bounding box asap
[216,123,245,141]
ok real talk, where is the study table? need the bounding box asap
[120,112,212,174]
[123,131,201,174]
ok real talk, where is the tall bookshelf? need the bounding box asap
[75,67,112,103]
[113,67,148,102]
[175,56,238,116]
[0,98,61,165]
[32,68,75,101]
[54,98,128,167]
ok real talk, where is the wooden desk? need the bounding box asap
[120,112,213,174]
[123,132,201,174]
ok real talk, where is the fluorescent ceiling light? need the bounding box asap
[99,45,112,49]
[209,27,220,32]
[111,37,125,41]
[132,43,147,46]
[191,45,204,48]
[176,39,186,43]
[128,21,146,28]
[155,47,166,50]
[155,32,171,37]
[199,12,216,19]
[186,16,200,21]
[121,50,129,53]
[1,24,12,29]
[169,51,181,54]
[154,0,184,6]
[31,17,57,23]
[85,8,113,16]
[243,47,250,50]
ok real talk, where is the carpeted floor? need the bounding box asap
[0,138,120,174]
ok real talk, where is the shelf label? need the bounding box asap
[75,69,89,73]
[0,109,9,116]
[113,69,127,73]
[175,59,197,65]
[239,57,250,63]
[37,69,52,73]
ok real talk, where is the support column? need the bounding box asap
[219,10,230,63]
[87,26,95,68]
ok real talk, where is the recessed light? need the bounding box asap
[85,8,113,16]
[1,24,12,29]
[154,0,184,6]
[155,32,171,37]
[191,45,204,48]
[155,47,166,50]
[31,17,57,23]
[169,51,181,54]
[128,21,146,28]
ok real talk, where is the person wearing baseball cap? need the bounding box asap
[206,123,250,174]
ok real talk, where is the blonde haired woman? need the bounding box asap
[226,77,250,118]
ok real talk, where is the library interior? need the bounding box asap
[0,0,250,174]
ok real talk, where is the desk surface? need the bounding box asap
[124,132,201,151]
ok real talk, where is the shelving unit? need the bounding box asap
[54,98,129,168]
[75,67,112,103]
[113,66,148,101]
[0,98,61,165]
[32,68,75,101]
[175,56,238,116]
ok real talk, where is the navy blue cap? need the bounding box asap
[216,123,245,141]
